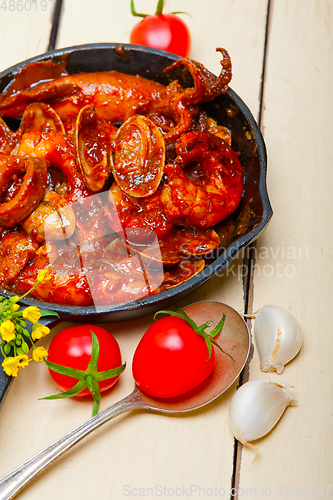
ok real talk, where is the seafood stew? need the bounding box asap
[0,44,271,321]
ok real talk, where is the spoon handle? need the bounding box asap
[0,389,143,500]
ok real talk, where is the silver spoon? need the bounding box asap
[0,301,250,500]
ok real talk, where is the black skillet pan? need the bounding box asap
[0,43,272,404]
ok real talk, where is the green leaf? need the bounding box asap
[86,375,101,417]
[205,337,212,360]
[210,337,235,363]
[42,380,88,400]
[38,309,60,318]
[95,362,126,382]
[44,359,87,381]
[86,331,100,374]
[209,314,226,338]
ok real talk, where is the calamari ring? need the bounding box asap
[0,156,48,227]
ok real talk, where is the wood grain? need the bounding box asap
[0,0,55,72]
[237,0,333,496]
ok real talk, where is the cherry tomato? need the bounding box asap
[130,13,191,57]
[47,325,122,397]
[132,316,215,398]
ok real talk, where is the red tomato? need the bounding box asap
[132,316,215,398]
[47,325,122,397]
[130,14,191,57]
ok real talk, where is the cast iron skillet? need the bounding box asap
[0,43,272,403]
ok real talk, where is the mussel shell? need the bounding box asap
[20,102,65,135]
[74,104,112,191]
[162,258,206,288]
[113,115,165,198]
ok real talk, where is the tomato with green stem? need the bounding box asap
[130,0,191,57]
[132,306,233,399]
[44,325,125,416]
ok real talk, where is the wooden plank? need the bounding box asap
[0,1,270,499]
[0,0,55,72]
[237,0,333,495]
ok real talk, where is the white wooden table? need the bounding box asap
[0,0,332,498]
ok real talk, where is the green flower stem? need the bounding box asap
[155,305,234,363]
[0,282,42,316]
[43,331,126,416]
[16,280,43,302]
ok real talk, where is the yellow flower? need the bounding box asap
[16,354,30,369]
[2,354,30,377]
[11,304,20,312]
[32,346,48,362]
[32,323,50,340]
[22,306,41,324]
[37,269,52,283]
[0,320,16,342]
[2,357,20,377]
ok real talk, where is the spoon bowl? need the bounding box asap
[137,301,250,412]
[0,301,250,500]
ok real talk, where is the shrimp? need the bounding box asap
[160,131,244,228]
[15,131,92,203]
[0,230,38,286]
[12,253,94,306]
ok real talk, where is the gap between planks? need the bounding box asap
[48,0,63,51]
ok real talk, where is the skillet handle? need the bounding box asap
[0,314,62,410]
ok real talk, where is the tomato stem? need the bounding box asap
[154,306,234,362]
[130,0,149,18]
[130,0,189,19]
[155,0,164,15]
[43,331,126,416]
[86,374,101,417]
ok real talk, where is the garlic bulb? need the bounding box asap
[254,305,302,374]
[229,379,295,458]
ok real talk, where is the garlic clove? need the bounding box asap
[254,305,302,374]
[229,379,295,459]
